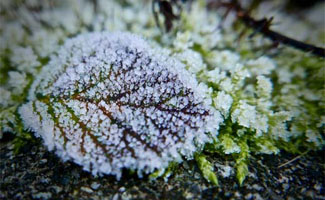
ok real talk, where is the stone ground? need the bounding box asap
[0,134,324,200]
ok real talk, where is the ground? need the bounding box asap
[0,134,324,200]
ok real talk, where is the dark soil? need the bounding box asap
[0,136,324,200]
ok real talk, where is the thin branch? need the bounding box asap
[152,0,180,32]
[209,0,325,58]
[152,0,162,31]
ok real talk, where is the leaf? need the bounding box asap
[19,32,221,179]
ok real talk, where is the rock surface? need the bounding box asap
[0,136,324,200]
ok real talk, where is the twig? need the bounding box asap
[209,0,325,58]
[277,150,310,168]
[152,0,180,32]
[152,0,162,31]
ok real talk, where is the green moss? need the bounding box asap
[194,153,219,186]
[149,162,179,180]
[12,111,35,154]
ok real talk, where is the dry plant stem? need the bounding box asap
[277,150,310,168]
[210,0,325,58]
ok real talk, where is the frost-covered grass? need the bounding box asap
[0,0,324,185]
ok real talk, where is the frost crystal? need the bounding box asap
[19,32,221,179]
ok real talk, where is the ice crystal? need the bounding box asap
[19,32,221,179]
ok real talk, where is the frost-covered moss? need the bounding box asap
[0,0,324,184]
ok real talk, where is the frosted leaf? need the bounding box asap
[19,32,222,179]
